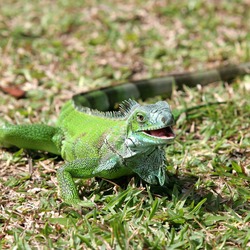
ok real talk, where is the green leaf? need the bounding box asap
[231,161,243,173]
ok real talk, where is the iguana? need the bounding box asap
[0,62,250,206]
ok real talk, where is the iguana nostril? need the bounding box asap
[161,117,166,124]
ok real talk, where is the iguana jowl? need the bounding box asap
[1,62,250,206]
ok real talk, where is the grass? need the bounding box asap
[0,0,250,249]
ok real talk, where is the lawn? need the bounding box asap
[0,0,250,249]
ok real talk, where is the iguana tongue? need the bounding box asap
[148,127,175,138]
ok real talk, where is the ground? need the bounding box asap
[0,0,250,249]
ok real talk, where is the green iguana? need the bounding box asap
[0,62,250,206]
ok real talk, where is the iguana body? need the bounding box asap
[0,62,250,206]
[0,99,175,205]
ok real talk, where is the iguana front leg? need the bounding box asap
[57,156,123,206]
[57,158,99,206]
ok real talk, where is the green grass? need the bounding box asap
[0,0,250,249]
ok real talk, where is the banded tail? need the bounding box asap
[73,62,250,111]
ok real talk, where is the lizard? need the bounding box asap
[0,62,250,206]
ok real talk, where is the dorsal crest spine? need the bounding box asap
[119,99,139,115]
[73,98,139,119]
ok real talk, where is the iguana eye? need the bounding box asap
[136,113,145,122]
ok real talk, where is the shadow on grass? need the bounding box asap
[87,171,247,214]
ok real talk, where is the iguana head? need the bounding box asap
[123,100,175,149]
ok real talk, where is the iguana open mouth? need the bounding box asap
[144,126,175,139]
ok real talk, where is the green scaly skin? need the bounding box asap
[0,62,250,206]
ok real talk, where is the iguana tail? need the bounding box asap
[73,62,250,111]
[0,122,61,155]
